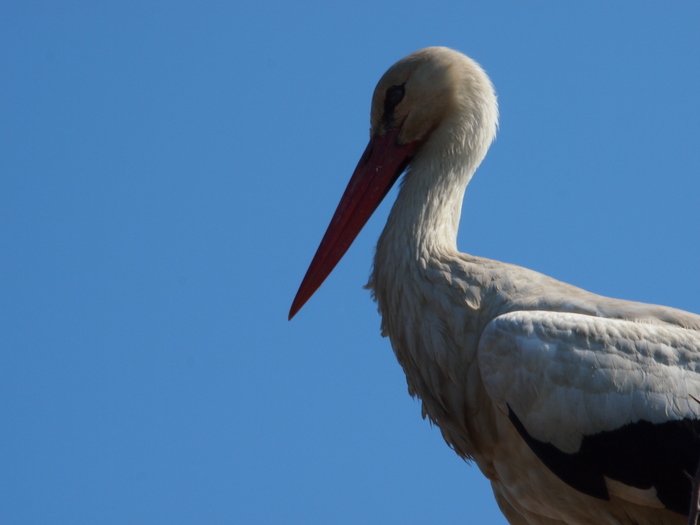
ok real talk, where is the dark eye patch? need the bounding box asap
[384,84,405,112]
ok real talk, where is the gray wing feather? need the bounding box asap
[478,310,700,453]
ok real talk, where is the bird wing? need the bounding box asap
[478,309,700,514]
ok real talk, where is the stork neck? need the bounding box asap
[374,77,498,274]
[379,147,478,258]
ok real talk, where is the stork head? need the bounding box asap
[289,47,497,319]
[369,47,465,145]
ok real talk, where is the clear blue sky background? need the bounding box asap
[2,2,699,524]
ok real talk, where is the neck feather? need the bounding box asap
[376,107,496,264]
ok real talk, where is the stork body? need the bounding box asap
[290,47,700,524]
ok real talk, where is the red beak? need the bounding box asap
[289,128,417,319]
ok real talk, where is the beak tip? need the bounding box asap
[288,291,307,321]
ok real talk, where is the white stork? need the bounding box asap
[289,47,700,524]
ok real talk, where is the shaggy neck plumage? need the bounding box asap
[365,60,499,460]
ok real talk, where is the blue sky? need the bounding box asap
[2,2,699,524]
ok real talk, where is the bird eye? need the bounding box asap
[384,85,405,110]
